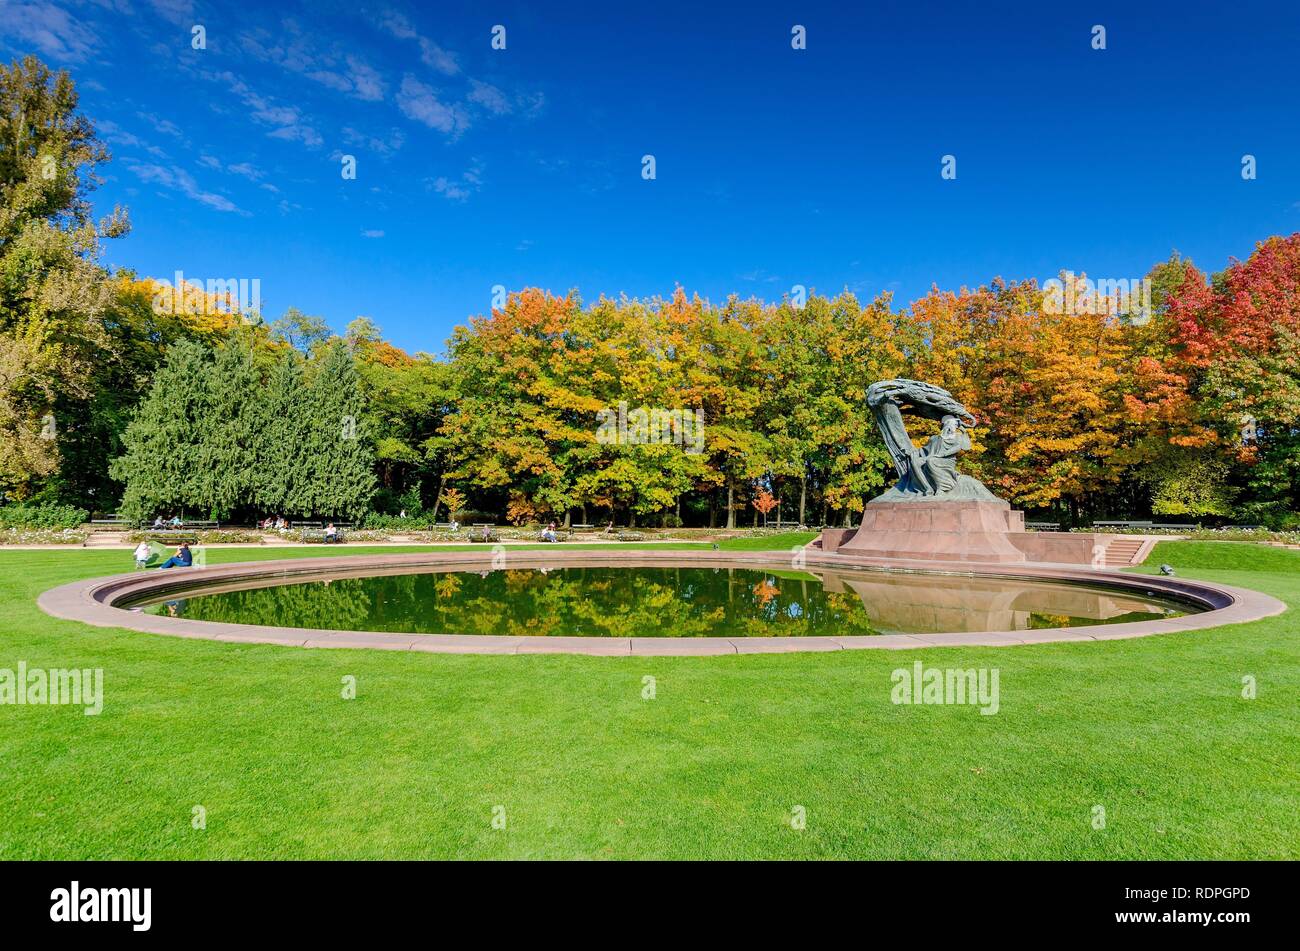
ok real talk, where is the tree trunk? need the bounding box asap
[431,475,444,521]
[799,476,807,527]
[725,482,735,529]
[562,509,571,528]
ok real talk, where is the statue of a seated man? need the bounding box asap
[866,378,1000,503]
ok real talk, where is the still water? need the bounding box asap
[129,565,1191,637]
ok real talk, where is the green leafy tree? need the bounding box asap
[110,340,212,522]
[252,350,309,515]
[304,340,376,518]
[0,55,128,500]
[196,340,261,519]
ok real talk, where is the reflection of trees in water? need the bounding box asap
[166,567,882,638]
[175,578,375,630]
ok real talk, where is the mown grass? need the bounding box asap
[0,538,1296,859]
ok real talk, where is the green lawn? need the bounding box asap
[1,538,1297,859]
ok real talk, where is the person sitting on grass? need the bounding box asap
[133,541,151,569]
[157,543,192,569]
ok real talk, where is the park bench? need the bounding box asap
[1093,520,1198,531]
[135,529,200,543]
[299,528,347,544]
[1025,521,1060,530]
[571,523,597,533]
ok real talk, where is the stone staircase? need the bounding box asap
[1100,536,1150,567]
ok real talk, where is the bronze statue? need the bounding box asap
[866,378,1000,502]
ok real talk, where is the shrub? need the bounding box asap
[0,502,88,530]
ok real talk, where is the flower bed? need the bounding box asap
[0,528,88,545]
[126,529,263,545]
[1070,525,1300,545]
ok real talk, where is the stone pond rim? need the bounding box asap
[35,548,1286,657]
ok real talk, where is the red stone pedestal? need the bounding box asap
[834,500,1027,564]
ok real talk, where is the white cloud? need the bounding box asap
[147,0,195,27]
[342,126,405,157]
[468,80,511,116]
[136,113,184,138]
[346,56,385,102]
[125,162,247,215]
[378,11,458,75]
[396,75,465,135]
[428,161,483,202]
[226,162,264,181]
[97,119,168,159]
[1,2,99,61]
[210,70,323,147]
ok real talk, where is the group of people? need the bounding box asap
[151,515,184,529]
[135,541,191,570]
[259,515,290,530]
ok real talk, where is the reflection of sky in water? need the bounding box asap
[131,566,1191,638]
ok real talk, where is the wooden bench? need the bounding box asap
[1093,520,1198,531]
[1025,521,1060,531]
[299,529,347,544]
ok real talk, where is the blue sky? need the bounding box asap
[4,0,1299,353]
